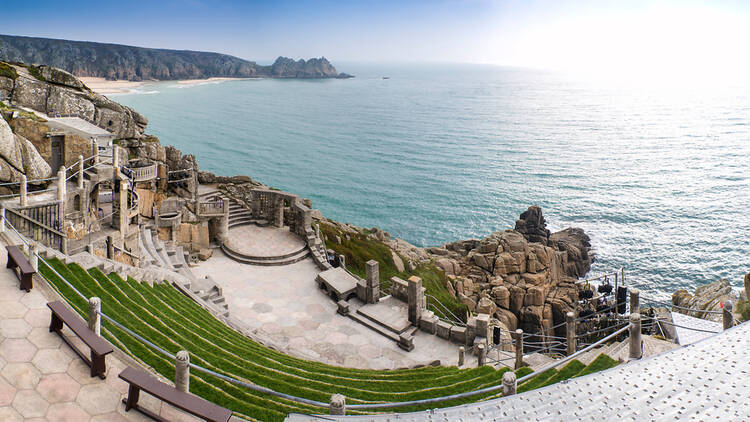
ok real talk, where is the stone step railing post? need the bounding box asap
[57,168,66,202]
[92,139,99,165]
[88,297,101,336]
[502,371,517,396]
[630,288,640,314]
[365,260,380,304]
[329,394,346,415]
[106,235,114,259]
[477,344,486,366]
[629,313,642,360]
[723,302,734,331]
[566,311,576,355]
[30,242,38,272]
[458,346,465,366]
[514,329,524,370]
[338,254,346,270]
[78,155,85,189]
[20,174,27,206]
[175,351,190,393]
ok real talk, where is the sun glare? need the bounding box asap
[506,4,750,85]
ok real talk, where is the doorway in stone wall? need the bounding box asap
[50,135,65,173]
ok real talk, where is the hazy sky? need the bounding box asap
[4,0,750,77]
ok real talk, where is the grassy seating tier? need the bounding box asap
[39,258,619,421]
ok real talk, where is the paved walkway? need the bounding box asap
[224,225,305,258]
[0,239,205,422]
[193,250,474,369]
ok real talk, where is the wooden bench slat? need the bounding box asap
[6,246,34,273]
[47,301,113,355]
[119,367,232,422]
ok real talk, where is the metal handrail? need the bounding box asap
[640,295,724,315]
[425,294,466,326]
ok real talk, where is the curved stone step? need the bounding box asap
[221,244,310,266]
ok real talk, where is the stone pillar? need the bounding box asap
[502,371,517,396]
[57,169,66,232]
[338,254,346,270]
[458,346,465,366]
[0,207,5,233]
[157,163,167,192]
[315,223,321,240]
[106,235,114,259]
[329,394,346,415]
[276,197,284,228]
[629,313,642,360]
[20,174,27,206]
[30,242,38,272]
[175,351,190,393]
[88,297,101,336]
[514,329,524,370]
[407,276,423,324]
[477,344,486,366]
[630,288,640,314]
[566,312,576,356]
[118,179,129,237]
[113,146,119,173]
[365,260,380,304]
[78,155,85,189]
[723,302,734,331]
[92,139,99,165]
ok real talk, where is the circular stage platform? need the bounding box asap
[222,225,309,265]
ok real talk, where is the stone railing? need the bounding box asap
[198,199,225,216]
[124,162,158,183]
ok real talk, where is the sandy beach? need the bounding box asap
[80,76,250,95]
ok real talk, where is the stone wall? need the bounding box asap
[9,115,92,169]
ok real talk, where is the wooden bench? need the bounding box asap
[6,245,35,292]
[47,301,113,379]
[119,367,232,422]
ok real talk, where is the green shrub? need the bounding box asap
[737,300,750,322]
[0,62,18,80]
[27,65,46,81]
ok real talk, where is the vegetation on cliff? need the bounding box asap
[0,34,351,81]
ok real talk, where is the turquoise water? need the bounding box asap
[115,64,750,299]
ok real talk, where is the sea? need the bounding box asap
[114,63,750,300]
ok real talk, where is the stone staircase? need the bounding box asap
[221,243,311,266]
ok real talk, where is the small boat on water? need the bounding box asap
[382,76,390,79]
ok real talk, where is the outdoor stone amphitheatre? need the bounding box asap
[2,62,743,421]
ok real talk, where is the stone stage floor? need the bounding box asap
[193,249,474,370]
[223,225,306,257]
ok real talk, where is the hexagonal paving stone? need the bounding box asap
[0,376,16,406]
[0,406,23,422]
[91,411,132,422]
[0,319,32,339]
[66,358,99,385]
[11,389,49,418]
[36,373,80,403]
[0,301,28,319]
[75,383,121,415]
[46,402,92,422]
[32,348,73,374]
[1,362,42,389]
[27,327,62,350]
[0,338,37,362]
[24,308,51,328]
[19,292,48,310]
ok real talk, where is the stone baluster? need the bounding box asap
[329,394,346,415]
[723,302,734,331]
[175,351,190,392]
[514,329,524,370]
[88,297,101,336]
[20,174,27,206]
[629,313,642,360]
[630,288,640,314]
[30,242,38,272]
[566,311,576,356]
[502,371,517,396]
[78,155,85,189]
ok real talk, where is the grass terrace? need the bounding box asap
[39,257,617,421]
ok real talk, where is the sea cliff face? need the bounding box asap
[0,34,352,81]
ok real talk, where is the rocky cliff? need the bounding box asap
[0,115,51,185]
[0,34,351,81]
[0,62,148,139]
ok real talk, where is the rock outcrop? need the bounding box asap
[672,279,737,323]
[0,116,51,185]
[0,63,147,139]
[427,206,593,337]
[268,57,352,78]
